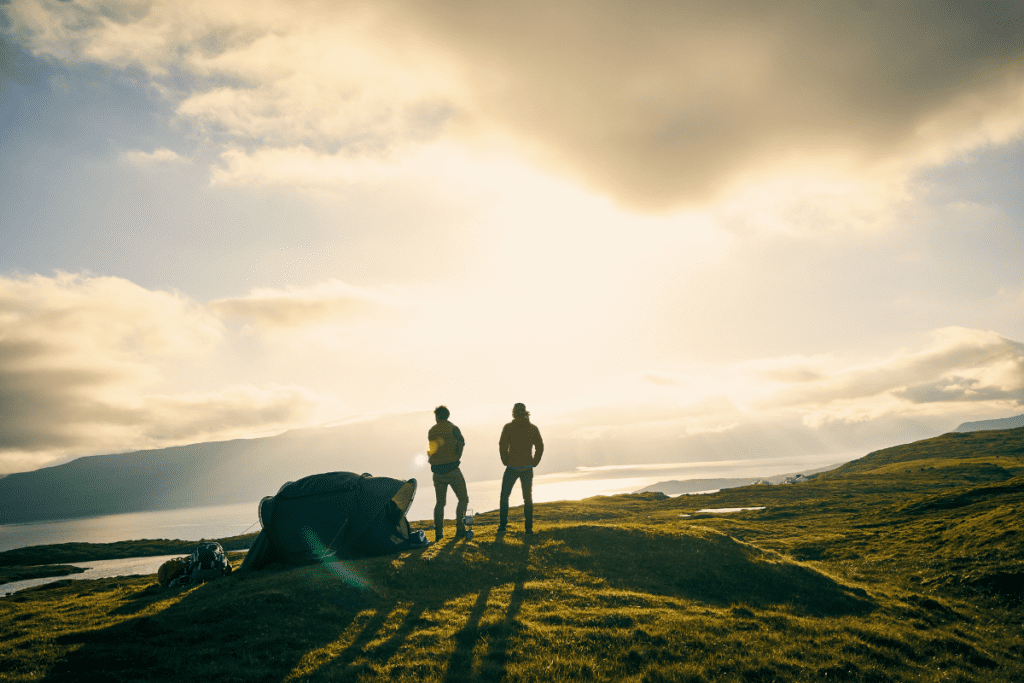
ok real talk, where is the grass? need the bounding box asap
[0,427,1022,681]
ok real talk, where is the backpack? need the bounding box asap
[169,541,232,587]
[157,557,188,587]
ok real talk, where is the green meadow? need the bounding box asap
[1,428,1022,682]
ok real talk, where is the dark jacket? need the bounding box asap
[428,420,465,470]
[499,417,544,467]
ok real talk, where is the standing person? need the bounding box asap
[428,405,469,542]
[498,402,544,535]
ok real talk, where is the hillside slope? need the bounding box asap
[1,473,1022,682]
[2,426,1023,681]
[819,426,1024,479]
[0,414,428,524]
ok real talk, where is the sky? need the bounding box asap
[2,0,1023,482]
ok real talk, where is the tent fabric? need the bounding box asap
[240,471,421,572]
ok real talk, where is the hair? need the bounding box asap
[512,402,529,418]
[434,405,450,420]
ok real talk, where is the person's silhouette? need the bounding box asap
[427,405,469,541]
[497,403,544,535]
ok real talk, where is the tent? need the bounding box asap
[240,471,424,572]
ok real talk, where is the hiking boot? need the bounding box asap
[455,529,474,541]
[524,529,534,535]
[435,532,444,542]
[496,525,507,534]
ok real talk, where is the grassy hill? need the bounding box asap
[1,428,1022,681]
[820,426,1024,478]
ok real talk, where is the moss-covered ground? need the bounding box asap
[0,427,1022,682]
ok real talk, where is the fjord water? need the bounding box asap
[0,454,847,553]
[0,554,191,597]
[0,502,261,554]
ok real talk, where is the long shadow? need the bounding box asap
[37,524,862,681]
[43,564,380,682]
[303,587,478,682]
[443,535,530,682]
[476,560,529,681]
[534,526,874,617]
[298,599,409,682]
[40,534,530,681]
[297,535,532,682]
[441,586,493,682]
[105,581,189,617]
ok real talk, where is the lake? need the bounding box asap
[0,454,848,554]
[0,456,847,596]
[0,477,585,553]
[0,502,262,554]
[0,554,198,597]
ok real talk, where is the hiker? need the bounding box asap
[498,402,544,535]
[428,405,469,541]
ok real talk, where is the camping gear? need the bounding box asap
[240,471,425,572]
[157,557,188,587]
[166,541,233,587]
[187,541,232,583]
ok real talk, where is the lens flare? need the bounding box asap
[301,526,373,589]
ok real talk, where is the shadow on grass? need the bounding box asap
[534,525,875,617]
[42,538,533,682]
[39,525,870,681]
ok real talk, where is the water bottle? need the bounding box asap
[464,508,475,540]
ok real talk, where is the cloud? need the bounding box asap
[0,273,346,472]
[415,0,1024,210]
[208,279,407,328]
[0,29,45,87]
[122,147,187,165]
[2,271,1020,476]
[209,144,437,189]
[123,383,346,443]
[537,327,1024,445]
[894,375,1024,404]
[8,0,1024,213]
[744,327,1024,424]
[0,271,223,362]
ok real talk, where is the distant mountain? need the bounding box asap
[6,410,1003,525]
[954,414,1024,433]
[636,464,844,496]
[635,478,759,495]
[0,413,444,525]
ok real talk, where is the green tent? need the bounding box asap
[240,471,424,571]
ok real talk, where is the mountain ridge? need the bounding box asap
[5,416,1022,525]
[634,463,844,496]
[954,413,1024,433]
[0,414,428,524]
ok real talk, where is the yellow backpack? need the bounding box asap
[157,557,188,587]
